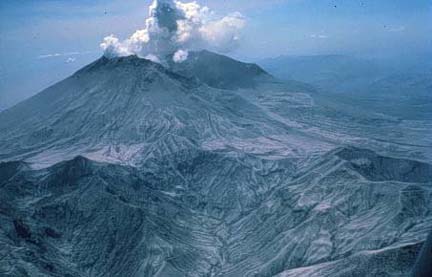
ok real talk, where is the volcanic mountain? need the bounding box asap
[0,52,283,167]
[0,51,431,277]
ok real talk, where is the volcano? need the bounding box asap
[0,51,431,277]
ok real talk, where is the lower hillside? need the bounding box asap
[1,147,431,276]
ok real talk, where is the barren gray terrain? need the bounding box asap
[0,51,431,276]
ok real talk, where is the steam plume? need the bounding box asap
[100,0,246,63]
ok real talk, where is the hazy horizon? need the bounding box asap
[1,0,431,109]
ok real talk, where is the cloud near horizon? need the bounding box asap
[37,51,96,59]
[100,0,246,63]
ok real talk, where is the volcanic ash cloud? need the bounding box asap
[100,0,246,63]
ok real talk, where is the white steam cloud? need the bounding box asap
[173,49,189,63]
[100,0,246,63]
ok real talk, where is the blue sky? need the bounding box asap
[1,0,431,108]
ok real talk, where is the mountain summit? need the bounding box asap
[0,51,282,167]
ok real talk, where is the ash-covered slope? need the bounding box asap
[1,148,431,277]
[1,51,431,277]
[168,50,273,89]
[0,53,294,167]
[0,56,195,155]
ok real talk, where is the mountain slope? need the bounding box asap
[1,147,431,276]
[0,54,300,167]
[169,50,273,89]
[0,51,431,277]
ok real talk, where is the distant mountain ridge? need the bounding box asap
[259,54,432,120]
[258,54,385,93]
